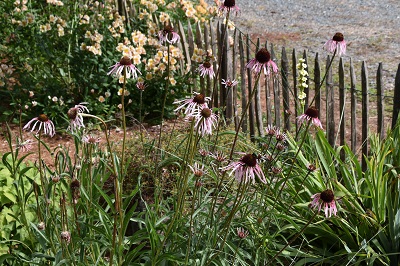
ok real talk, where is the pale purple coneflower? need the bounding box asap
[221,78,238,89]
[23,114,56,137]
[246,48,278,76]
[37,222,45,231]
[67,103,89,133]
[174,92,211,115]
[222,153,266,184]
[265,124,277,136]
[306,163,317,172]
[191,106,218,136]
[219,0,240,16]
[236,227,249,239]
[82,134,101,145]
[198,148,209,157]
[136,81,147,91]
[60,231,71,244]
[210,151,227,163]
[197,61,215,79]
[189,162,206,177]
[324,32,346,57]
[14,139,33,152]
[310,189,338,218]
[297,106,323,129]
[158,24,180,44]
[274,128,287,142]
[107,56,141,79]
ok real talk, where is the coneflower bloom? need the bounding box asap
[265,124,277,136]
[210,151,227,163]
[23,114,56,137]
[158,24,180,44]
[297,106,323,129]
[14,139,33,152]
[221,78,238,89]
[107,56,141,79]
[246,48,278,75]
[198,148,209,157]
[67,103,89,133]
[191,106,218,136]
[197,61,215,79]
[60,231,71,244]
[174,92,211,115]
[237,227,249,239]
[189,162,206,177]
[136,81,147,91]
[219,0,240,16]
[82,134,101,145]
[324,32,346,57]
[274,128,287,142]
[222,153,266,184]
[310,189,338,218]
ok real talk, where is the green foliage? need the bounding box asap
[0,0,212,126]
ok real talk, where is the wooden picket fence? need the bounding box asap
[176,20,400,165]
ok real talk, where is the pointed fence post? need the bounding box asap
[231,29,238,127]
[239,33,247,132]
[281,47,291,131]
[376,63,384,138]
[391,64,400,128]
[271,44,280,128]
[361,61,369,171]
[350,58,357,153]
[265,42,272,126]
[254,39,264,137]
[314,53,321,113]
[339,57,346,160]
[246,35,256,141]
[292,49,298,118]
[210,21,218,107]
[326,55,335,146]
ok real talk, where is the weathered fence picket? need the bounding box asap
[281,48,290,131]
[238,32,247,132]
[326,55,335,146]
[350,59,357,153]
[377,63,384,138]
[392,64,400,128]
[339,58,345,161]
[361,61,369,171]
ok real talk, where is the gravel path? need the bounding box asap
[215,0,400,90]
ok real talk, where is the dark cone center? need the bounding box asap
[67,108,78,120]
[163,25,174,34]
[332,32,344,42]
[255,48,271,63]
[320,189,334,203]
[307,164,317,172]
[38,114,49,122]
[203,61,212,69]
[224,0,235,7]
[241,154,257,167]
[70,179,80,189]
[201,108,212,118]
[119,56,132,66]
[193,94,206,104]
[305,106,319,119]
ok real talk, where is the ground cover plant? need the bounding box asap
[1,0,400,265]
